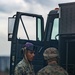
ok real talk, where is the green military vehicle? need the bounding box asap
[8,2,75,75]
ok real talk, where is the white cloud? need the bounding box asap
[0,32,11,56]
[0,0,29,14]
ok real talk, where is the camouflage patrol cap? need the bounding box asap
[23,42,34,51]
[43,47,59,60]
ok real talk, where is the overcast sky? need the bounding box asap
[0,0,75,56]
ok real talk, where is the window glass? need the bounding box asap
[51,18,59,40]
[37,18,42,41]
[17,16,43,41]
[17,16,36,40]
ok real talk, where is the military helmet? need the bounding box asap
[43,47,59,60]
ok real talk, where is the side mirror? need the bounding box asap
[8,17,15,41]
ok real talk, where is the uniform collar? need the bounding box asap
[48,62,58,66]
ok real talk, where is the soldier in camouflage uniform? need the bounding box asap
[14,42,35,75]
[37,47,68,75]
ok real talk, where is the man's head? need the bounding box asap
[43,47,59,61]
[22,42,35,61]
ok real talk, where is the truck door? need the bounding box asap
[8,12,44,75]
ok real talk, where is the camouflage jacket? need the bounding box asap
[37,64,68,75]
[14,58,35,75]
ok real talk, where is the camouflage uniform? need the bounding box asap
[37,63,68,75]
[14,58,35,75]
[37,47,68,75]
[14,42,35,75]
